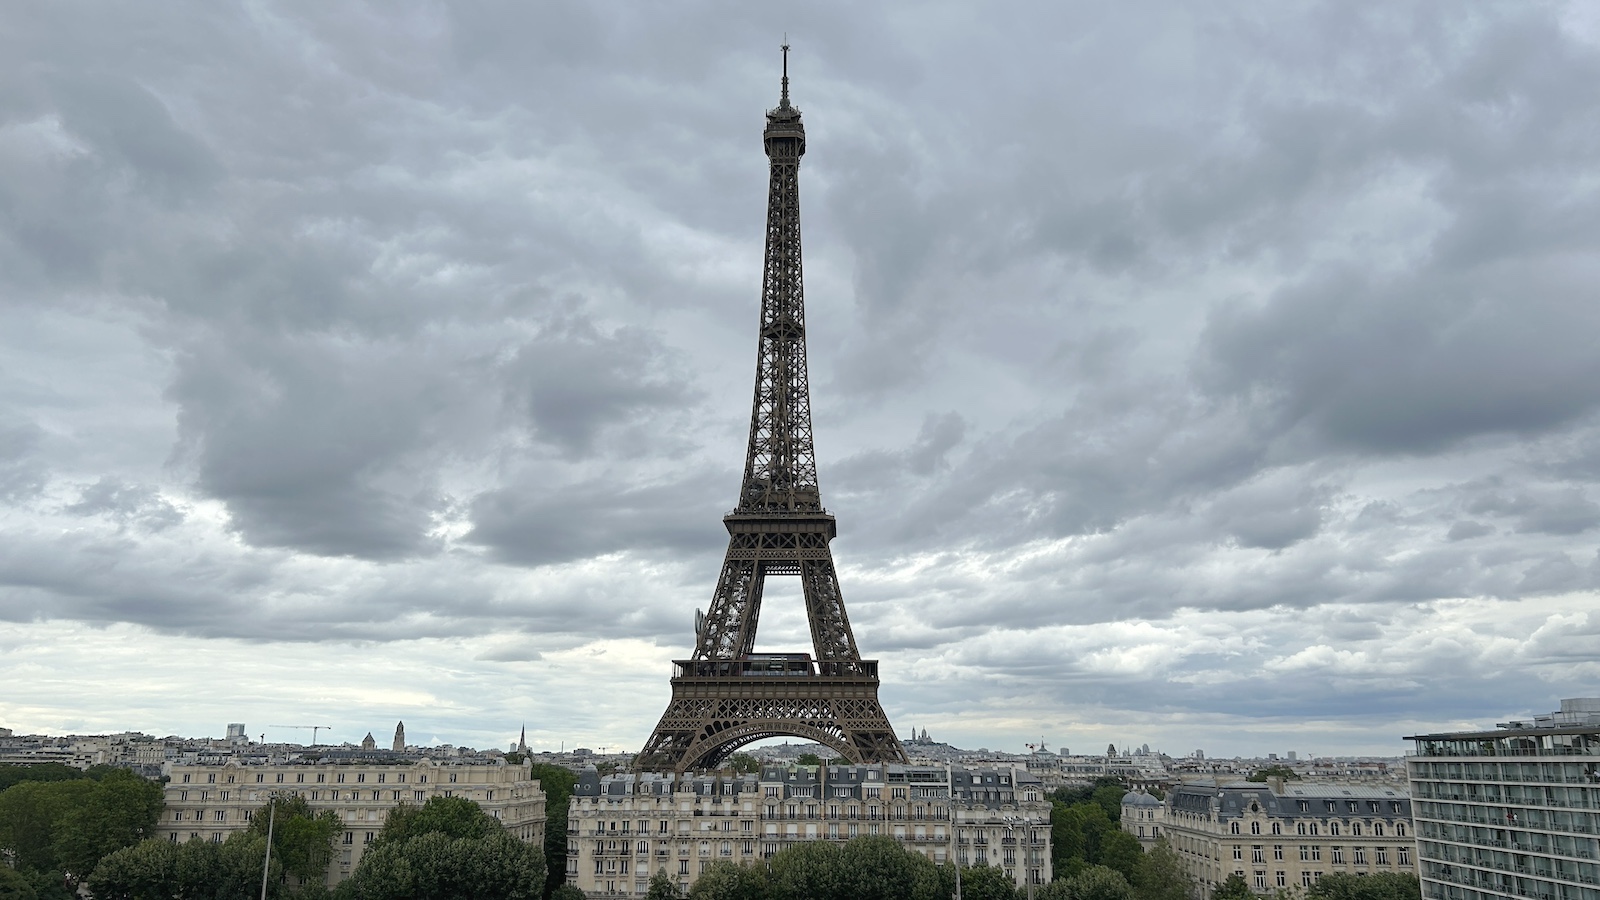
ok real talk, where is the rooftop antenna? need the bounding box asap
[780,38,790,106]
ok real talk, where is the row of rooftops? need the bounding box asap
[1406,698,1600,742]
[573,764,1045,806]
[1160,780,1412,820]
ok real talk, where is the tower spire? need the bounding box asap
[780,41,790,107]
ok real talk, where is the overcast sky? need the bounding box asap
[3,1,1599,759]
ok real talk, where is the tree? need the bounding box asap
[796,754,823,767]
[1132,837,1193,900]
[0,764,87,793]
[836,835,943,900]
[687,861,770,900]
[727,754,761,775]
[1306,873,1419,900]
[550,887,588,900]
[86,835,285,900]
[0,867,38,900]
[1211,874,1253,900]
[768,839,842,900]
[1042,865,1133,900]
[1246,767,1297,783]
[1051,800,1118,876]
[530,763,578,900]
[1096,830,1144,884]
[1091,786,1129,822]
[245,794,342,888]
[0,779,94,874]
[53,770,165,881]
[956,864,1019,900]
[342,796,545,900]
[646,869,680,900]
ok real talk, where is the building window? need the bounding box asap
[1251,822,1261,835]
[256,774,264,783]
[1329,823,1339,836]
[1312,847,1321,862]
[1398,848,1409,866]
[1273,845,1283,861]
[1233,847,1243,861]
[1252,847,1264,864]
[1354,848,1367,865]
[1254,872,1266,890]
[1230,822,1241,835]
[1372,823,1384,836]
[1276,872,1286,888]
[1298,800,1308,812]
[343,833,353,845]
[1302,873,1313,887]
[1271,822,1281,835]
[1331,848,1344,864]
[337,774,345,784]
[1395,823,1405,837]
[1376,848,1389,865]
[678,861,689,875]
[1300,846,1310,862]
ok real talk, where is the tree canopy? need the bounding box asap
[86,833,283,900]
[1246,766,1298,783]
[245,794,342,888]
[339,795,545,900]
[529,763,578,900]
[1306,873,1421,900]
[1130,837,1193,900]
[1211,873,1253,900]
[0,767,163,891]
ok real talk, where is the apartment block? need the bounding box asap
[154,760,546,886]
[1406,698,1600,900]
[567,764,1051,898]
[1155,779,1415,894]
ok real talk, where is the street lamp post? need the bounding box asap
[259,793,279,900]
[1001,816,1036,900]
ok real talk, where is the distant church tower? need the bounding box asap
[361,732,376,751]
[517,724,528,754]
[393,721,405,752]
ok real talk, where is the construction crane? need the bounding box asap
[269,725,332,746]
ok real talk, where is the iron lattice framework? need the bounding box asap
[638,48,908,772]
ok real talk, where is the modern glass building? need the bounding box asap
[1406,698,1600,900]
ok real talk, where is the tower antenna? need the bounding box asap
[780,40,790,106]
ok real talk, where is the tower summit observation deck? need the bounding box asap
[637,47,908,772]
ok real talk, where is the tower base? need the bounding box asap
[637,658,908,772]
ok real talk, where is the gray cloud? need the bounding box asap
[3,0,1600,753]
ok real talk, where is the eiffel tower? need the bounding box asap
[637,47,908,773]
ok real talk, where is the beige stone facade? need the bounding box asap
[1148,780,1415,894]
[154,760,546,886]
[566,764,1051,898]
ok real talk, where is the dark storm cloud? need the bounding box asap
[465,468,728,567]
[506,309,698,456]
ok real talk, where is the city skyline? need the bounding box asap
[4,3,1600,758]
